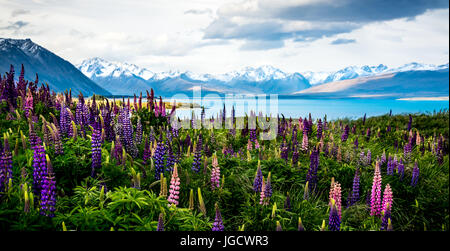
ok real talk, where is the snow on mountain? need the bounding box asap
[78,59,295,83]
[301,71,332,85]
[78,57,155,80]
[388,62,449,73]
[76,57,449,96]
[216,65,288,82]
[0,38,111,96]
[323,64,389,83]
[302,63,449,85]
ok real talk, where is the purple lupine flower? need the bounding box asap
[32,144,47,197]
[291,125,298,146]
[359,151,366,166]
[260,172,272,205]
[411,161,419,187]
[29,123,42,151]
[306,148,319,192]
[354,137,359,149]
[303,117,309,136]
[397,159,404,180]
[381,150,386,165]
[362,113,366,125]
[153,138,166,180]
[348,168,360,207]
[328,199,341,231]
[0,139,13,193]
[253,164,263,192]
[280,140,289,162]
[307,114,313,134]
[40,173,56,217]
[102,106,114,142]
[211,154,220,190]
[171,125,179,139]
[2,65,18,109]
[166,143,175,172]
[284,193,291,211]
[212,204,225,231]
[292,146,299,166]
[143,137,151,165]
[91,120,102,177]
[404,142,412,162]
[341,125,349,142]
[192,140,202,173]
[59,104,70,137]
[156,213,164,231]
[249,129,257,143]
[387,156,394,175]
[317,119,323,140]
[437,149,443,166]
[380,203,392,231]
[75,93,85,125]
[407,114,412,131]
[366,149,371,165]
[366,127,371,140]
[50,124,63,155]
[120,108,134,154]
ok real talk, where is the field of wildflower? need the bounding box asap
[0,65,448,231]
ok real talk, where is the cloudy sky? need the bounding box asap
[0,0,448,74]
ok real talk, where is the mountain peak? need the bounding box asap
[0,38,110,96]
[78,57,155,80]
[0,38,43,55]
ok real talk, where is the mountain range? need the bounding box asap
[0,38,111,96]
[1,38,448,98]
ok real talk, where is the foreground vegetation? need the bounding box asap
[0,65,448,231]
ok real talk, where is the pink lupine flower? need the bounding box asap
[168,164,180,207]
[370,161,383,217]
[247,139,253,151]
[211,153,220,190]
[329,180,342,218]
[259,177,266,205]
[254,139,260,149]
[301,130,308,151]
[382,184,393,213]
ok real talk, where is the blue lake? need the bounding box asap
[169,96,449,120]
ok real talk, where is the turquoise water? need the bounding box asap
[170,97,449,120]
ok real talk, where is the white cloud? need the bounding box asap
[0,0,447,74]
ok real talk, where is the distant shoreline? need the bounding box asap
[396,96,449,101]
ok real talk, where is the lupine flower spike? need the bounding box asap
[157,213,164,231]
[253,160,263,192]
[211,153,220,190]
[168,164,180,207]
[212,203,225,231]
[328,198,341,231]
[370,161,382,217]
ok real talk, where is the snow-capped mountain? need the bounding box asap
[78,59,295,83]
[301,63,448,85]
[77,58,311,95]
[0,38,111,96]
[77,57,448,96]
[388,62,449,73]
[78,57,155,80]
